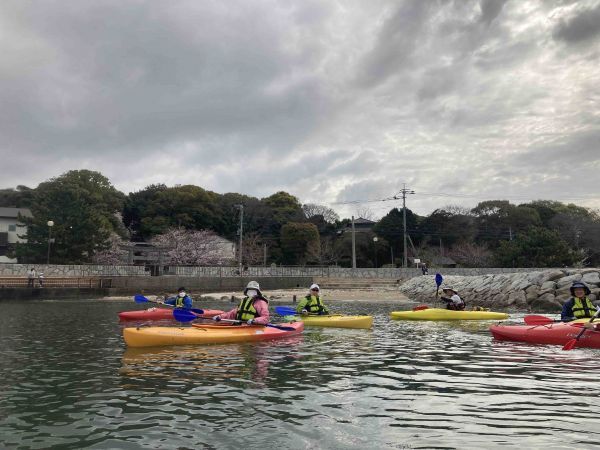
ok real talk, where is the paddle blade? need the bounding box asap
[134,294,150,303]
[435,273,443,287]
[523,315,554,326]
[265,323,296,331]
[275,306,298,316]
[191,308,205,315]
[562,339,577,351]
[173,309,197,322]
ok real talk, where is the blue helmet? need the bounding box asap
[570,281,590,296]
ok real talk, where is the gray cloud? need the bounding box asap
[553,2,600,44]
[0,0,599,218]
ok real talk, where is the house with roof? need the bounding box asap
[340,217,376,234]
[0,207,32,263]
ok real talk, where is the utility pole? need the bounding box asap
[235,204,244,275]
[397,184,415,268]
[351,216,356,269]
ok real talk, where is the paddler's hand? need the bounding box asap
[148,307,156,311]
[247,319,254,325]
[301,309,308,315]
[583,322,596,329]
[213,316,221,322]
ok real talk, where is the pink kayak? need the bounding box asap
[118,308,224,321]
[490,322,600,349]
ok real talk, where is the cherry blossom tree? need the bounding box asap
[151,227,235,265]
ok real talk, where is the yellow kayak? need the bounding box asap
[123,322,303,347]
[390,308,509,321]
[291,314,373,329]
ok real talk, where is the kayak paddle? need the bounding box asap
[133,294,205,315]
[274,306,339,316]
[173,308,296,331]
[435,273,443,303]
[275,306,298,316]
[562,307,600,351]
[523,315,559,326]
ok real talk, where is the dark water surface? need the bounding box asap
[1,299,599,449]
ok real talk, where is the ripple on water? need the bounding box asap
[1,301,600,448]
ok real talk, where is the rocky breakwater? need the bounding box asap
[399,268,600,312]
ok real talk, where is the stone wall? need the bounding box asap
[0,263,578,279]
[169,266,551,278]
[0,263,148,277]
[399,268,600,312]
[108,276,312,295]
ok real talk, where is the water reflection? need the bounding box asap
[120,335,304,386]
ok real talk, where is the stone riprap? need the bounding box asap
[399,268,600,312]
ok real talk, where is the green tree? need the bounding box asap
[263,191,304,228]
[16,170,125,263]
[373,208,420,261]
[280,222,320,265]
[471,200,541,247]
[125,184,224,238]
[493,227,579,268]
[0,185,34,208]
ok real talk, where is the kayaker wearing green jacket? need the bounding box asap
[296,284,329,315]
[164,287,193,309]
[440,287,465,311]
[213,281,270,325]
[561,282,597,322]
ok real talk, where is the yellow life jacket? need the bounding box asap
[175,295,186,308]
[236,297,259,321]
[572,297,596,318]
[303,294,326,313]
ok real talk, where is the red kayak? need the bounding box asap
[118,308,224,321]
[490,322,600,349]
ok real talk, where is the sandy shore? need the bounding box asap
[103,288,413,304]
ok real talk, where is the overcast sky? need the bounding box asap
[1,0,599,218]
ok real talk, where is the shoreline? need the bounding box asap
[102,288,413,304]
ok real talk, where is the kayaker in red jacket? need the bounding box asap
[213,281,270,325]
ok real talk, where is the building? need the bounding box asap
[0,207,32,263]
[341,217,376,234]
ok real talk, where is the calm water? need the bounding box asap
[1,299,599,449]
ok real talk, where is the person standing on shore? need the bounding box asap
[27,268,36,287]
[38,272,45,287]
[296,283,329,315]
[213,281,270,325]
[561,282,596,322]
[163,287,193,309]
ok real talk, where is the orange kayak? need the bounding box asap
[123,321,303,347]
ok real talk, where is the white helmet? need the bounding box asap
[244,280,261,295]
[309,283,320,292]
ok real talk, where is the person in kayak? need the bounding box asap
[561,282,597,322]
[440,286,465,311]
[296,283,329,315]
[213,281,270,325]
[163,287,193,309]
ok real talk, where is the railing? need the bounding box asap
[0,277,112,288]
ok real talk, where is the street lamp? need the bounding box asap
[373,236,378,268]
[46,220,54,264]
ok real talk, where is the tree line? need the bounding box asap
[1,170,598,268]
